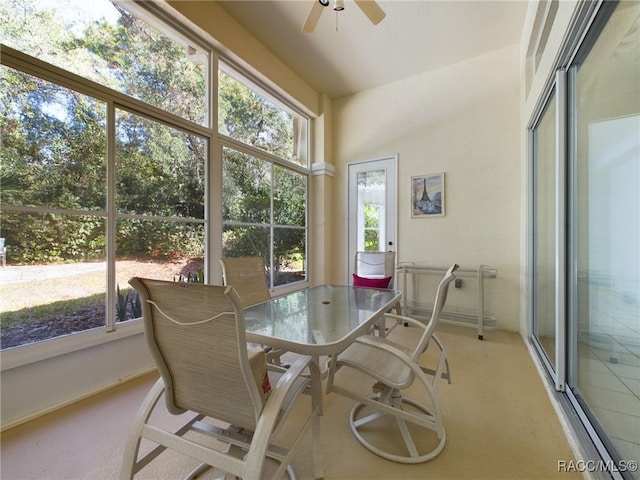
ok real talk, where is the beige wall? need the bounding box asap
[331,45,522,332]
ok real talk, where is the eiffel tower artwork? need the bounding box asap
[412,173,444,217]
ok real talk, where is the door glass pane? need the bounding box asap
[572,2,640,466]
[357,170,386,252]
[533,91,557,367]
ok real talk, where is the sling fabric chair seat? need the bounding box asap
[220,256,288,367]
[121,277,322,480]
[219,256,272,308]
[326,264,458,464]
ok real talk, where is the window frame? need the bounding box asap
[219,137,310,291]
[0,41,213,363]
[0,2,312,366]
[527,1,638,476]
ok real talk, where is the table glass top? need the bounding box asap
[244,285,399,348]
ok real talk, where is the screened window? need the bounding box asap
[221,145,307,288]
[1,0,209,349]
[0,0,208,126]
[218,69,308,168]
[219,67,309,288]
[1,0,311,352]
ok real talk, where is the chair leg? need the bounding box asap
[120,379,166,480]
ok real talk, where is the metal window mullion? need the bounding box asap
[269,163,275,290]
[116,213,205,224]
[207,51,221,285]
[566,65,579,388]
[203,50,216,284]
[554,68,567,392]
[527,128,536,340]
[106,102,117,332]
[218,135,309,175]
[0,204,104,217]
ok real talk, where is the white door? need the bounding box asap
[347,156,397,280]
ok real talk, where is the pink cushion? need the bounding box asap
[352,274,392,289]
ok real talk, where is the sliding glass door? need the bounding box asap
[532,88,559,377]
[531,1,640,476]
[568,1,640,470]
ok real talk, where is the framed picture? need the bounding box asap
[411,173,445,218]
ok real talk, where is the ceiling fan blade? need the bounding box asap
[302,0,326,33]
[354,0,386,25]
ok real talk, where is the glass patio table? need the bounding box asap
[244,285,401,357]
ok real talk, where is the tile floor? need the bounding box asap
[579,286,640,466]
[541,284,640,472]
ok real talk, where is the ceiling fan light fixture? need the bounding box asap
[303,0,385,33]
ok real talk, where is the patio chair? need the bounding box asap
[220,256,288,366]
[353,251,400,332]
[121,277,322,480]
[326,264,458,464]
[353,251,396,289]
[220,256,271,307]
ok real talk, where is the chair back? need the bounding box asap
[412,264,458,362]
[355,251,395,277]
[129,277,265,431]
[220,256,271,307]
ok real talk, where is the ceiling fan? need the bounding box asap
[302,0,386,33]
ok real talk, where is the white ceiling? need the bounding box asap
[217,0,529,99]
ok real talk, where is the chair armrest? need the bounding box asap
[262,355,320,418]
[250,355,320,454]
[273,355,316,389]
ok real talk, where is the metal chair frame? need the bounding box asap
[326,264,458,464]
[121,277,322,480]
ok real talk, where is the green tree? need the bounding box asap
[1,0,305,272]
